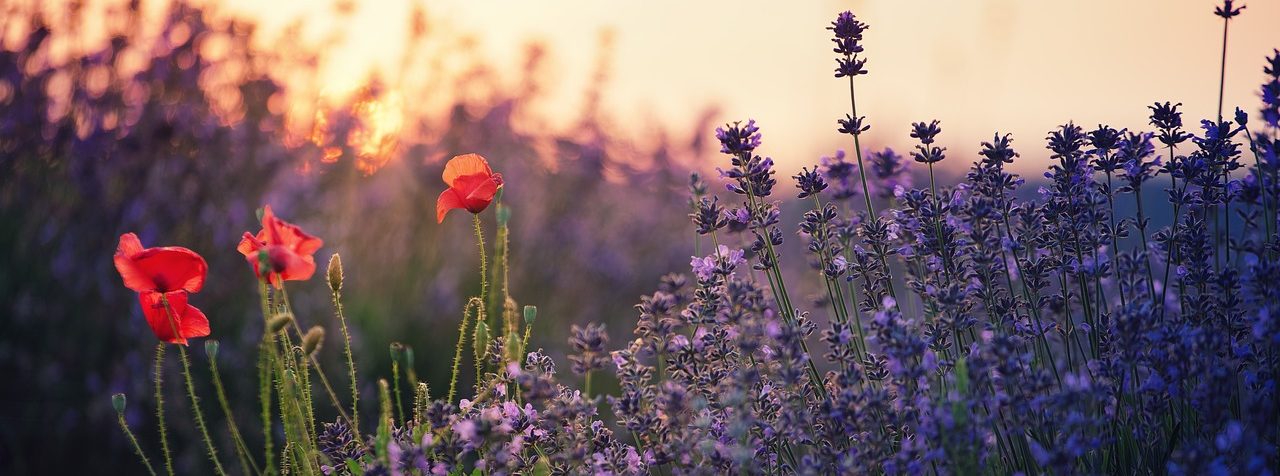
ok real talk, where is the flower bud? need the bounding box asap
[473,321,490,362]
[111,393,127,414]
[327,253,344,292]
[523,305,537,326]
[389,342,405,362]
[204,340,220,360]
[267,313,294,334]
[302,326,325,356]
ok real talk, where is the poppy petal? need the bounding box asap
[115,233,157,292]
[115,234,207,293]
[140,291,203,345]
[237,231,263,259]
[437,188,466,223]
[280,254,317,282]
[442,153,493,186]
[130,247,208,293]
[276,220,324,256]
[462,176,500,213]
[179,304,211,341]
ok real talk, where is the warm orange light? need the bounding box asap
[347,88,404,175]
[302,85,404,174]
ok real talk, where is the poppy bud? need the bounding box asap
[268,313,293,334]
[111,393,127,414]
[473,321,490,362]
[523,305,537,326]
[302,326,325,356]
[389,340,404,363]
[204,340,220,360]
[327,253,343,292]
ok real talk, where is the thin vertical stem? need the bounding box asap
[116,410,158,476]
[153,343,175,476]
[473,214,489,312]
[160,296,227,476]
[330,286,360,432]
[209,350,261,475]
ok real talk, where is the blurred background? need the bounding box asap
[1,0,1276,472]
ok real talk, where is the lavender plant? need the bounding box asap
[88,2,1280,475]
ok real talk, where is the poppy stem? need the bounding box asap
[448,297,484,403]
[114,398,158,476]
[278,284,359,436]
[208,348,262,476]
[159,296,227,476]
[473,214,489,318]
[153,343,175,476]
[328,269,360,432]
[255,282,276,473]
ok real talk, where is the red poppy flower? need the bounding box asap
[115,233,208,294]
[237,205,324,288]
[113,233,210,345]
[138,290,210,345]
[436,153,503,223]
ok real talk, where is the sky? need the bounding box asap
[62,0,1280,174]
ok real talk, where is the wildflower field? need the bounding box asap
[4,1,1280,474]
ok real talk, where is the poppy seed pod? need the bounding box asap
[523,305,537,326]
[302,326,325,356]
[204,340,220,360]
[389,342,405,362]
[267,313,294,334]
[111,393,127,414]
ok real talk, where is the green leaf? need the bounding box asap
[345,459,364,475]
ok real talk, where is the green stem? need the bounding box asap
[175,343,227,475]
[330,287,360,432]
[448,298,483,402]
[277,285,357,433]
[474,214,489,314]
[846,71,898,301]
[154,343,175,476]
[210,349,262,475]
[392,361,405,425]
[256,282,276,474]
[116,412,158,476]
[159,296,227,475]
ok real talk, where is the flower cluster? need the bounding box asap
[99,5,1280,476]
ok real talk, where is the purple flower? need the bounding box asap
[715,119,762,156]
